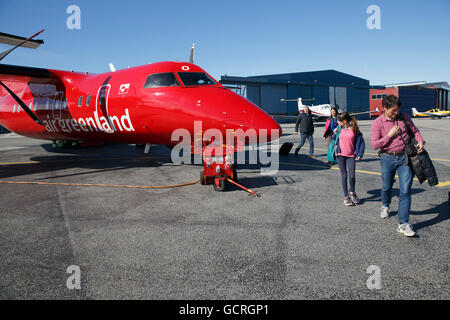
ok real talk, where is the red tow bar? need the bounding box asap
[226,178,261,197]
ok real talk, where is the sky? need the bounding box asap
[0,0,449,85]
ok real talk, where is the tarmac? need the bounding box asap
[0,118,448,300]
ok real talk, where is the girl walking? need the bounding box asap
[333,113,365,206]
[323,107,339,147]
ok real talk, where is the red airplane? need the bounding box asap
[0,30,281,154]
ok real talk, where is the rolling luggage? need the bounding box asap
[279,142,294,155]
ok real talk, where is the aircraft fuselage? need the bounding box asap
[0,61,281,146]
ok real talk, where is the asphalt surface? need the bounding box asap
[0,118,449,300]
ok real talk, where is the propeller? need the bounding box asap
[0,29,46,125]
[0,80,43,125]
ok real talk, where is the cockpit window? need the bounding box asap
[177,72,217,86]
[144,73,180,88]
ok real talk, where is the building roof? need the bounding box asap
[382,81,450,91]
[383,81,427,87]
[221,69,380,89]
[421,82,450,91]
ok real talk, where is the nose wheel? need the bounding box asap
[213,177,227,192]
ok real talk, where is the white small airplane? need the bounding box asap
[411,107,450,119]
[277,98,378,120]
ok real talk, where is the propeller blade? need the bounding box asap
[0,29,45,62]
[0,80,43,125]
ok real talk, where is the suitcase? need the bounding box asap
[279,142,294,155]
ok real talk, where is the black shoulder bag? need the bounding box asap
[397,114,417,157]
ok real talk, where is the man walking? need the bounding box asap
[370,95,425,237]
[294,106,316,158]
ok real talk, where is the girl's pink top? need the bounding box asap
[338,127,356,157]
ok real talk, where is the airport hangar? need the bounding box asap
[220,70,384,121]
[369,81,450,117]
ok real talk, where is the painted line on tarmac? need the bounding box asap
[278,161,450,188]
[279,161,382,175]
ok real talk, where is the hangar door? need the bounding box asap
[246,85,260,106]
[329,86,347,111]
[260,85,287,115]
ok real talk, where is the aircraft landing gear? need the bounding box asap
[51,140,65,150]
[51,140,89,149]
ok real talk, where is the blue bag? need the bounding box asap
[327,126,341,163]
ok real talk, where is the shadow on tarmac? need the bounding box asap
[0,143,173,180]
[411,201,450,231]
[1,144,330,187]
[363,188,426,205]
[363,188,450,230]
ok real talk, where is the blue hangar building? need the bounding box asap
[220,70,382,120]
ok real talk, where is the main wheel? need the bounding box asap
[213,178,226,191]
[232,168,238,181]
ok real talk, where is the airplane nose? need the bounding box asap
[250,110,282,142]
[206,88,282,142]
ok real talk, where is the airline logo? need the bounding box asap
[118,83,130,95]
[42,108,135,134]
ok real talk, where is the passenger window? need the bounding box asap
[86,95,91,106]
[371,95,376,99]
[144,73,180,88]
[78,96,83,107]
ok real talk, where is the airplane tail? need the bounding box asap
[189,44,195,64]
[297,98,306,111]
[411,107,419,115]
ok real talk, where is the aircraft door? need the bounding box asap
[95,84,114,133]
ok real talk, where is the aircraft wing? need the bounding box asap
[0,31,44,49]
[270,114,298,120]
[349,108,379,117]
[271,113,326,119]
[270,113,328,123]
[423,111,446,117]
